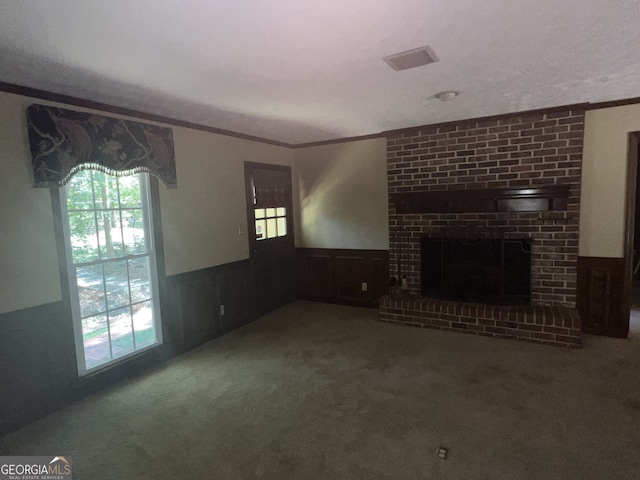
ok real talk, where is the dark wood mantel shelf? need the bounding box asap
[390,185,571,214]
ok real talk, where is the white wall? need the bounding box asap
[0,92,62,313]
[0,91,293,314]
[161,129,293,276]
[294,138,388,250]
[580,104,640,258]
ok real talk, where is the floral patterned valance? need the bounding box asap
[26,104,177,188]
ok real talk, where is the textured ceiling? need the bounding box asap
[1,0,640,145]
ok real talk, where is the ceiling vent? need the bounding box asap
[383,45,439,71]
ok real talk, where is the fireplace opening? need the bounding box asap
[421,237,532,305]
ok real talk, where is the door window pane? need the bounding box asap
[255,205,288,241]
[277,217,287,237]
[256,219,266,240]
[267,218,277,239]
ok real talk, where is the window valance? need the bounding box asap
[26,104,177,188]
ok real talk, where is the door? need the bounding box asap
[244,162,295,316]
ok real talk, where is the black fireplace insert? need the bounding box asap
[421,236,532,304]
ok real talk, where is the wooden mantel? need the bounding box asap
[390,185,571,214]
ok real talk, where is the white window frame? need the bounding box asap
[60,172,163,376]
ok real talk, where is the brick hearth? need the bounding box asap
[382,108,584,347]
[379,297,581,347]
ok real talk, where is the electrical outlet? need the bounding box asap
[361,282,368,292]
[220,305,225,316]
[437,447,448,460]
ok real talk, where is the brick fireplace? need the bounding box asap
[379,108,584,347]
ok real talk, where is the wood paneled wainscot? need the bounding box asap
[296,248,389,308]
[577,256,627,338]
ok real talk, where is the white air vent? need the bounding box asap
[383,45,439,71]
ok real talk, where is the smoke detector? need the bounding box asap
[383,45,439,71]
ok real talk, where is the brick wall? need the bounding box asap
[387,108,585,308]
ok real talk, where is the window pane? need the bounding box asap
[277,217,287,237]
[92,171,119,210]
[77,264,106,317]
[256,219,266,240]
[254,208,265,219]
[104,260,130,309]
[65,171,161,374]
[133,301,155,348]
[82,314,110,369]
[266,208,276,218]
[277,207,286,216]
[122,209,147,255]
[66,170,94,211]
[97,211,124,259]
[109,306,134,358]
[68,211,99,263]
[118,175,142,208]
[129,258,151,303]
[267,218,277,239]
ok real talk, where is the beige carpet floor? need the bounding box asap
[1,301,640,480]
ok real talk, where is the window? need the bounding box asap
[254,207,287,240]
[61,170,162,375]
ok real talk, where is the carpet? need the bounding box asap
[1,301,639,479]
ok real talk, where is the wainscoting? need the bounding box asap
[577,256,627,337]
[0,301,76,435]
[164,260,251,352]
[0,259,251,436]
[296,248,389,308]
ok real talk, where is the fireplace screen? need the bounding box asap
[421,237,532,304]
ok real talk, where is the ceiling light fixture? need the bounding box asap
[435,91,460,102]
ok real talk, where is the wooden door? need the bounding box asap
[244,162,295,316]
